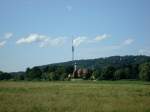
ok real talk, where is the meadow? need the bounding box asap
[0,80,150,112]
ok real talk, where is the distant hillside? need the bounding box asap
[38,55,150,70]
[1,55,150,81]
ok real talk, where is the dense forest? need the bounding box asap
[0,55,150,81]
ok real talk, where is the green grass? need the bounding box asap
[0,80,150,112]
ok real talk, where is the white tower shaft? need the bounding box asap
[72,39,74,61]
[72,38,77,72]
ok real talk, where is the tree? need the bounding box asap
[139,62,150,81]
[49,72,60,80]
[60,73,68,81]
[55,66,65,75]
[127,64,139,79]
[114,69,124,80]
[0,71,4,80]
[114,68,130,80]
[43,66,49,73]
[123,68,130,79]
[92,69,102,80]
[41,72,54,81]
[13,74,25,80]
[48,65,57,73]
[65,66,74,74]
[26,67,42,80]
[101,66,116,80]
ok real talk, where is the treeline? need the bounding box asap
[0,66,73,81]
[91,62,150,81]
[0,55,150,81]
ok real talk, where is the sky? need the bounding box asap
[0,0,150,72]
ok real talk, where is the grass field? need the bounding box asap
[0,80,150,112]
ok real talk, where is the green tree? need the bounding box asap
[139,62,150,81]
[65,66,74,74]
[101,66,116,80]
[26,67,42,80]
[55,66,65,75]
[92,70,102,80]
[41,72,54,81]
[114,69,124,80]
[0,71,3,80]
[41,73,48,80]
[14,74,25,81]
[123,68,130,79]
[60,73,68,81]
[48,66,57,73]
[49,72,60,80]
[0,71,12,80]
[114,68,130,80]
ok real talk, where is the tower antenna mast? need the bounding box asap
[72,38,74,61]
[72,38,77,75]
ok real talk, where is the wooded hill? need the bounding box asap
[40,55,150,70]
[0,55,150,81]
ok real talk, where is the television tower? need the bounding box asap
[72,38,77,72]
[72,38,74,61]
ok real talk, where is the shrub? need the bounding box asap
[139,62,150,81]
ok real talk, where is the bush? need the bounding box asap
[139,62,150,81]
[26,67,42,80]
[101,66,116,80]
[92,70,102,80]
[114,68,131,80]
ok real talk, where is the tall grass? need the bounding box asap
[0,81,150,112]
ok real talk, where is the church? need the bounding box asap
[71,39,91,79]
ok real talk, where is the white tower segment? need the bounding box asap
[72,38,74,61]
[72,38,77,72]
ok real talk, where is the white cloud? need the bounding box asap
[16,33,66,48]
[0,32,13,48]
[16,33,47,44]
[85,34,111,43]
[138,49,150,55]
[72,34,110,47]
[100,38,135,51]
[16,33,111,48]
[40,37,66,48]
[73,36,87,47]
[0,41,6,48]
[16,33,134,50]
[94,34,111,41]
[123,38,134,45]
[50,38,65,46]
[4,32,13,39]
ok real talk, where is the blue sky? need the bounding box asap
[0,0,150,72]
